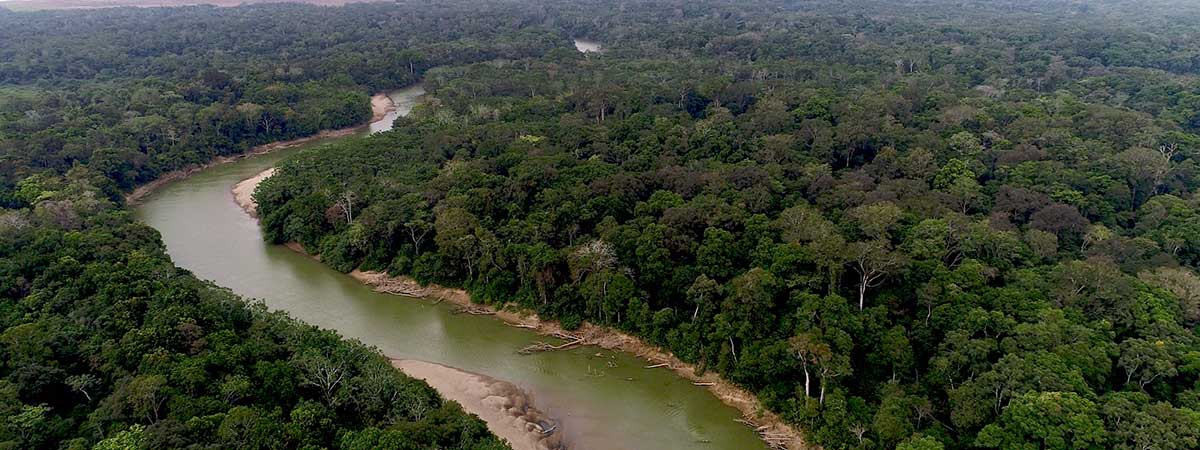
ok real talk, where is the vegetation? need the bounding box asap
[0,2,574,448]
[0,2,561,197]
[0,184,508,449]
[254,1,1200,449]
[5,0,1200,449]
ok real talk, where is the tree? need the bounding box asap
[976,391,1106,450]
[878,325,914,381]
[847,240,905,310]
[434,207,483,278]
[93,425,146,450]
[687,274,720,321]
[1102,392,1200,450]
[789,332,825,398]
[721,268,780,362]
[948,131,983,159]
[697,227,739,280]
[897,435,945,450]
[1030,204,1088,237]
[1119,338,1178,390]
[1116,147,1172,203]
[66,374,98,402]
[847,201,903,240]
[293,347,359,407]
[813,343,850,405]
[126,375,169,422]
[873,383,914,444]
[8,404,49,445]
[1138,268,1200,325]
[568,239,617,283]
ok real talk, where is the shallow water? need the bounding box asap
[369,84,426,134]
[132,86,766,450]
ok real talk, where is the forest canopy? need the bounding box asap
[4,0,1200,449]
[253,1,1200,449]
[0,1,574,448]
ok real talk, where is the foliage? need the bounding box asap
[7,1,1200,449]
[251,1,1200,449]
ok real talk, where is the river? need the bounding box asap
[132,86,768,450]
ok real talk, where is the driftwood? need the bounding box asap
[453,304,495,315]
[644,363,670,369]
[737,415,790,450]
[517,331,585,354]
[693,382,715,386]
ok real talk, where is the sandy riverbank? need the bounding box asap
[232,167,276,217]
[352,270,808,450]
[124,91,396,206]
[371,93,397,122]
[392,359,564,450]
[229,162,808,450]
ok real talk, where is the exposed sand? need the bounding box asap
[371,93,397,122]
[219,86,808,450]
[222,233,810,449]
[232,167,275,217]
[392,359,564,450]
[351,271,810,450]
[126,90,394,206]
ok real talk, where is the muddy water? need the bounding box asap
[132,85,766,450]
[370,84,426,134]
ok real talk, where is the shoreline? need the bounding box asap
[232,167,275,217]
[353,270,809,450]
[391,359,564,450]
[124,91,396,206]
[370,92,397,123]
[231,172,808,450]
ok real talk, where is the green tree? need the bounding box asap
[976,391,1106,450]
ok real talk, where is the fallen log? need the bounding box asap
[518,337,584,354]
[453,304,495,315]
[735,415,791,450]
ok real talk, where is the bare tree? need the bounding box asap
[788,333,825,398]
[568,239,617,283]
[405,219,432,255]
[334,191,356,223]
[848,240,905,310]
[294,348,360,406]
[849,424,868,446]
[67,374,98,402]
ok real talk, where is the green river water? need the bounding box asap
[132,85,768,450]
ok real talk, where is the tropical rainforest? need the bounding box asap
[0,2,567,449]
[5,0,1200,449]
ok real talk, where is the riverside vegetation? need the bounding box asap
[0,2,565,449]
[4,1,1200,450]
[254,1,1200,450]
